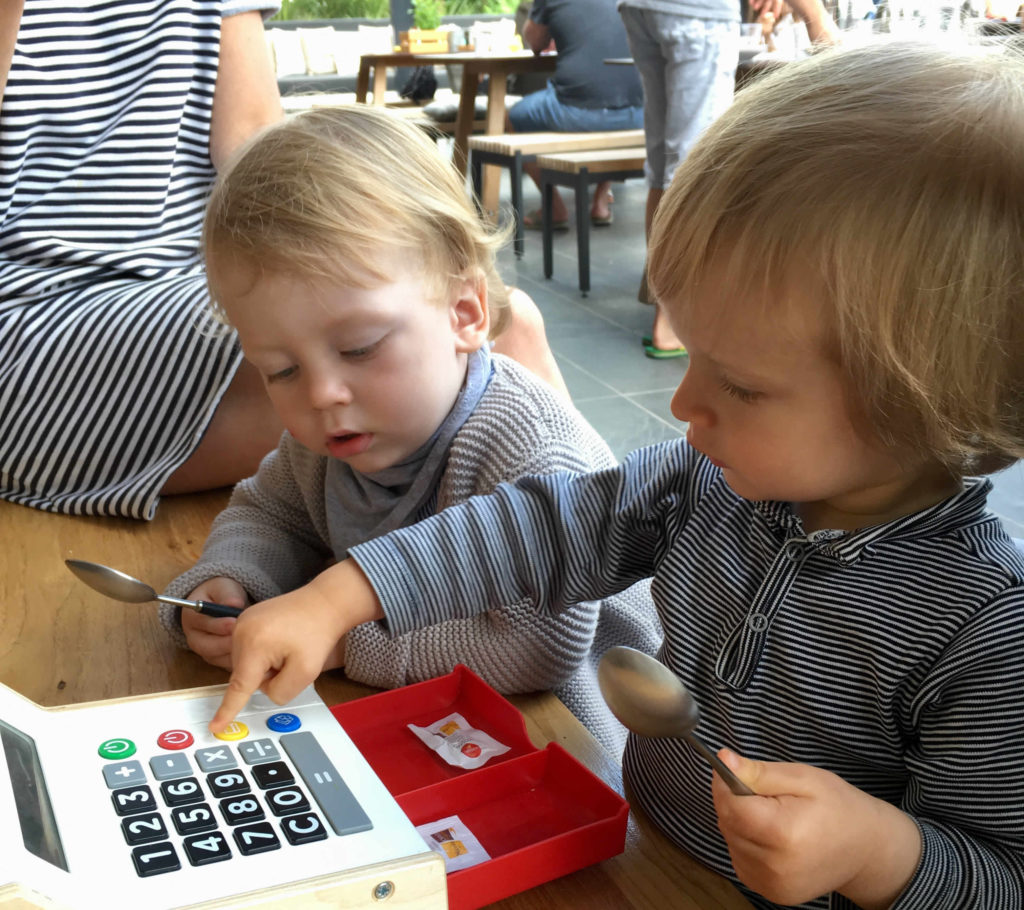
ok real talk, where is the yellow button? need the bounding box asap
[213,721,249,741]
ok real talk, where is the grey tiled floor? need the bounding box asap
[490,173,1024,538]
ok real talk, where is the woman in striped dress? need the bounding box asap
[0,0,283,519]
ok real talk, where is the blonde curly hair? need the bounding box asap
[203,105,510,338]
[650,39,1024,476]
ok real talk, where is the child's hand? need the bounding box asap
[712,749,921,910]
[181,577,249,669]
[210,559,383,733]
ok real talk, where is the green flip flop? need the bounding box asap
[643,340,687,360]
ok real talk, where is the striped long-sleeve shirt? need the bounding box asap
[351,439,1024,909]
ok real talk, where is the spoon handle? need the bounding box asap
[685,732,755,796]
[194,600,244,618]
[156,594,243,618]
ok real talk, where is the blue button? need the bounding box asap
[266,713,301,733]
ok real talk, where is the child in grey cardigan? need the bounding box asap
[160,106,659,754]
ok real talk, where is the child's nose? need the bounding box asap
[308,370,352,410]
[670,373,714,427]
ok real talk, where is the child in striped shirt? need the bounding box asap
[211,41,1024,909]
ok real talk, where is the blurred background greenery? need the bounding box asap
[273,0,519,19]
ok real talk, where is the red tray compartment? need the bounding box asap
[331,665,629,910]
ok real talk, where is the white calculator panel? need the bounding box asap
[0,682,443,909]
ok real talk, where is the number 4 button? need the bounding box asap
[183,831,232,866]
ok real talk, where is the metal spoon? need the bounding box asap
[65,559,242,618]
[598,645,754,796]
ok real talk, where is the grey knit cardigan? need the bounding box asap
[160,354,661,753]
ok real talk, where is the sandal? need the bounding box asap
[523,207,569,232]
[643,339,687,359]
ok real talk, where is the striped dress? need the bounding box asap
[0,0,275,519]
[351,439,1024,909]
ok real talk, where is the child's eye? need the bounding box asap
[719,378,761,403]
[266,365,298,383]
[341,339,383,360]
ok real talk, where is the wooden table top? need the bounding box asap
[0,492,751,910]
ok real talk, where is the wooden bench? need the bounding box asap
[468,129,645,257]
[535,146,646,295]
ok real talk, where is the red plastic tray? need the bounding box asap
[331,665,629,910]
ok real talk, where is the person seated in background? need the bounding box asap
[509,0,644,230]
[160,106,660,755]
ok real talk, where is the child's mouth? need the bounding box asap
[327,432,373,459]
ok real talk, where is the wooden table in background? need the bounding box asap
[0,493,751,910]
[356,50,558,221]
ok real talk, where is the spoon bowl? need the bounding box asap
[598,646,754,796]
[65,559,242,618]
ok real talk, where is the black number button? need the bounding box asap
[266,786,310,817]
[131,842,180,877]
[112,785,157,816]
[161,776,203,807]
[219,795,265,826]
[281,812,328,845]
[233,822,282,856]
[121,812,168,845]
[251,761,294,790]
[171,803,218,835]
[207,769,250,799]
[183,831,232,866]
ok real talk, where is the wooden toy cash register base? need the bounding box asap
[1,664,628,910]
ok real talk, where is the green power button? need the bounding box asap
[98,738,136,760]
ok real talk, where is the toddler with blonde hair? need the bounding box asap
[209,43,1024,908]
[160,105,660,754]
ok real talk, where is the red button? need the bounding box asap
[157,729,194,750]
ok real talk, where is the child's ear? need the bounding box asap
[449,269,490,353]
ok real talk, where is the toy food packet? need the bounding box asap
[407,711,510,770]
[416,814,491,872]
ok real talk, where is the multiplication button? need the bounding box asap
[195,746,236,773]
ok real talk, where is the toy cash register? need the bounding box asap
[0,682,446,910]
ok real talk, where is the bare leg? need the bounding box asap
[643,186,684,351]
[523,160,568,223]
[161,359,282,495]
[492,287,570,399]
[0,0,24,98]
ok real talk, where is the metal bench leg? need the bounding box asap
[511,151,525,258]
[542,176,554,280]
[471,153,483,215]
[576,169,591,296]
